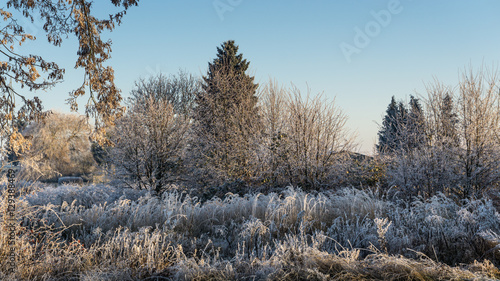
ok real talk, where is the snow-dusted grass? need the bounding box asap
[1,182,500,280]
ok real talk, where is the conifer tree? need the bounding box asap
[439,93,459,146]
[377,96,427,154]
[406,95,426,150]
[377,96,400,154]
[193,40,260,183]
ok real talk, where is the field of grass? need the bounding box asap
[1,181,500,280]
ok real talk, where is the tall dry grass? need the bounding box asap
[1,181,499,280]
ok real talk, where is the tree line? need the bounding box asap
[3,2,498,202]
[9,40,360,196]
[105,40,357,196]
[377,70,500,199]
[6,40,500,202]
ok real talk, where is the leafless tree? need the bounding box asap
[110,95,190,194]
[129,70,200,117]
[454,67,500,197]
[259,81,356,189]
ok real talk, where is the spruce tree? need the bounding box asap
[439,93,459,146]
[377,96,400,154]
[377,96,427,154]
[407,95,426,150]
[194,40,260,183]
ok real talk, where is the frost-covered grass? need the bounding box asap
[1,182,500,280]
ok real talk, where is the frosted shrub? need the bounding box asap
[383,68,500,199]
[238,217,270,257]
[110,93,191,194]
[258,81,355,189]
[381,194,500,265]
[374,217,391,253]
[325,215,377,253]
[16,112,97,182]
[23,183,146,208]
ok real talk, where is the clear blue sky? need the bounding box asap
[15,0,500,154]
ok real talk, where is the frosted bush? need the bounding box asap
[22,183,146,208]
[381,193,500,264]
[325,215,377,253]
